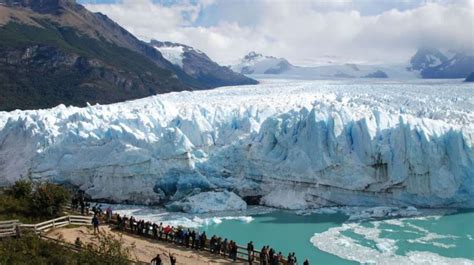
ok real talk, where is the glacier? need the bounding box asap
[153,45,185,68]
[0,79,473,211]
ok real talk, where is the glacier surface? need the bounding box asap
[0,79,473,210]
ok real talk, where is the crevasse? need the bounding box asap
[0,79,472,210]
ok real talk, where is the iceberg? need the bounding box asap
[166,190,247,213]
[0,79,472,210]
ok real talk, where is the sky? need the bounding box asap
[78,0,474,66]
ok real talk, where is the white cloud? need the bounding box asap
[84,0,474,66]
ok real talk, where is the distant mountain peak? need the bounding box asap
[150,40,205,56]
[410,47,447,71]
[243,51,264,61]
[233,52,293,75]
[409,47,474,78]
[150,40,258,87]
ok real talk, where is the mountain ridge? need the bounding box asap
[0,0,256,111]
[151,40,258,87]
[233,49,473,79]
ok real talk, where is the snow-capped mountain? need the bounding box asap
[231,52,293,75]
[151,40,258,88]
[233,49,474,80]
[409,47,474,79]
[232,52,416,79]
[0,79,472,211]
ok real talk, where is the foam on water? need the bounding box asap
[311,215,474,264]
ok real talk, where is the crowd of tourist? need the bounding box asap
[115,213,309,264]
[72,195,310,264]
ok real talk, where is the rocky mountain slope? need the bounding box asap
[408,47,474,79]
[465,72,474,82]
[0,0,256,111]
[151,40,257,88]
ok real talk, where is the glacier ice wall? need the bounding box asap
[0,79,473,208]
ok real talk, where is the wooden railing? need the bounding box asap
[1,215,93,236]
[2,213,291,264]
[24,215,92,234]
[112,216,289,265]
[0,219,20,238]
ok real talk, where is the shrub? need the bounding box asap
[78,231,134,265]
[0,232,133,265]
[8,180,32,199]
[31,182,70,218]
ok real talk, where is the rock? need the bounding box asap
[363,70,388,78]
[465,72,474,82]
[409,47,474,79]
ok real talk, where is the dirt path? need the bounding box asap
[47,226,244,265]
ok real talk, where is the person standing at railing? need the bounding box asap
[71,196,78,211]
[190,229,197,249]
[247,241,254,262]
[92,214,99,234]
[221,238,228,257]
[116,214,122,229]
[260,246,266,265]
[129,216,135,232]
[273,252,283,265]
[105,207,112,223]
[185,229,192,248]
[248,250,255,265]
[145,221,151,236]
[293,252,298,264]
[269,248,275,264]
[287,252,297,265]
[85,201,90,215]
[230,241,238,262]
[152,222,158,238]
[199,231,207,251]
[158,222,163,239]
[122,215,129,230]
[209,235,216,253]
[79,195,85,215]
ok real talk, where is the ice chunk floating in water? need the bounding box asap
[0,79,473,210]
[166,191,247,213]
[310,214,474,265]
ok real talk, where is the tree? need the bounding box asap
[31,182,70,218]
[8,180,32,199]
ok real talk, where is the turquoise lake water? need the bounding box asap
[200,210,355,264]
[111,205,474,264]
